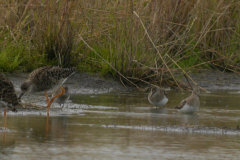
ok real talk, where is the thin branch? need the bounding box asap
[134,11,183,91]
[76,31,139,88]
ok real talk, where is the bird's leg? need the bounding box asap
[47,86,65,109]
[61,104,64,110]
[47,107,49,116]
[59,104,63,111]
[45,92,50,105]
[59,104,62,108]
[4,109,6,130]
[45,113,49,136]
[45,92,50,116]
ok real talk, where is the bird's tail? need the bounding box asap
[174,106,180,109]
[62,67,76,77]
[65,67,76,73]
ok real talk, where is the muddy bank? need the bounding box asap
[177,70,240,90]
[6,72,127,95]
[6,70,240,95]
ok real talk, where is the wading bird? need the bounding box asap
[148,86,168,108]
[0,72,21,129]
[19,66,76,115]
[174,87,200,114]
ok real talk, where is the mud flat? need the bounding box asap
[6,70,240,94]
[5,72,127,95]
[179,70,240,90]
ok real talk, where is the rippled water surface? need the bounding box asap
[1,90,240,159]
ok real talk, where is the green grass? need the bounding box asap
[0,43,25,72]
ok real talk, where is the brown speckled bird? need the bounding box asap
[19,66,75,115]
[0,72,21,129]
[148,86,168,108]
[52,86,70,108]
[174,87,200,114]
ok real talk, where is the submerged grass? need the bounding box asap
[1,0,240,88]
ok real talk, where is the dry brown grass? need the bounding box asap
[0,0,240,88]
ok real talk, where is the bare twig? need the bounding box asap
[134,11,183,91]
[184,74,192,89]
[76,31,139,88]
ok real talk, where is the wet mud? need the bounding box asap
[179,70,240,90]
[6,72,127,94]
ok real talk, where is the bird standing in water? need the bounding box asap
[19,66,76,115]
[0,72,21,129]
[148,86,168,108]
[174,87,200,114]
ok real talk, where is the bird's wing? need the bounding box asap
[0,73,19,106]
[163,91,168,98]
[29,66,53,81]
[174,99,187,109]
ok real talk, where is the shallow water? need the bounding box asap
[1,90,240,159]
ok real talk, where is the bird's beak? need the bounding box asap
[18,92,24,99]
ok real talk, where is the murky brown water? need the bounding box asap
[1,90,240,159]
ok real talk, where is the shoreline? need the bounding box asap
[6,72,128,95]
[4,69,240,96]
[178,70,240,90]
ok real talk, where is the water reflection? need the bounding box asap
[181,114,199,124]
[149,107,168,114]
